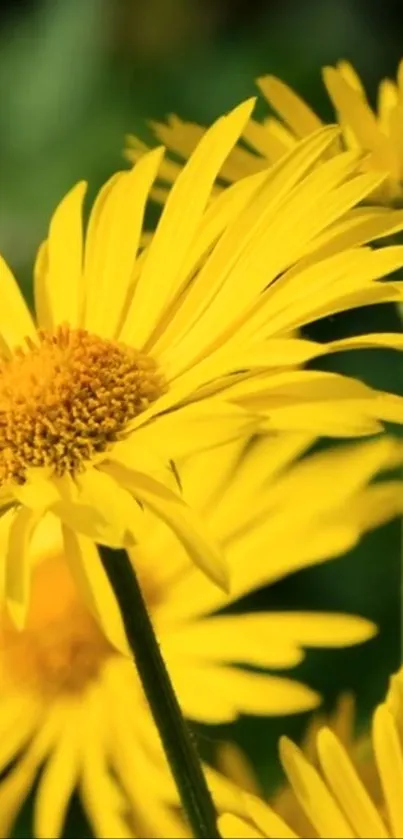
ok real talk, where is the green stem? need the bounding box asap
[99,546,221,839]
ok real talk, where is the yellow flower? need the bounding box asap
[4,99,403,635]
[219,665,403,838]
[0,434,400,838]
[217,693,379,835]
[130,60,403,204]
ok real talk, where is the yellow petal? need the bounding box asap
[327,333,403,353]
[219,814,263,839]
[80,693,134,839]
[130,400,258,461]
[216,744,261,796]
[242,115,291,163]
[52,468,145,548]
[0,699,40,771]
[83,172,120,292]
[300,206,403,262]
[0,254,36,350]
[262,435,400,512]
[0,760,39,837]
[150,113,206,159]
[373,705,403,838]
[279,737,355,838]
[34,709,81,839]
[161,128,342,371]
[245,793,298,839]
[44,181,87,327]
[0,709,64,838]
[62,525,130,656]
[317,728,389,837]
[164,612,375,669]
[0,506,17,599]
[151,170,268,356]
[170,664,320,723]
[5,506,40,628]
[33,240,52,329]
[323,66,394,172]
[83,147,164,338]
[121,98,256,347]
[261,246,403,336]
[258,75,323,138]
[106,460,229,591]
[229,369,386,436]
[164,616,303,669]
[13,470,60,510]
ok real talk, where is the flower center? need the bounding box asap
[0,325,165,484]
[0,518,165,696]
[1,556,115,696]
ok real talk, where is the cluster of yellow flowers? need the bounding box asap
[0,59,402,837]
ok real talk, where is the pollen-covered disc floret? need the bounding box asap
[0,325,165,484]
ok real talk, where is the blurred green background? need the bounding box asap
[0,0,402,835]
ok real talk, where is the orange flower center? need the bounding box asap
[1,556,114,695]
[0,325,164,484]
[0,523,164,697]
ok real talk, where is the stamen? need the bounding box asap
[0,325,165,484]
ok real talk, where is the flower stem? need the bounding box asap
[99,546,221,839]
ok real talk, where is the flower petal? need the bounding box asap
[44,181,87,328]
[83,147,164,338]
[164,612,375,669]
[128,400,258,461]
[245,793,298,839]
[105,460,228,590]
[52,469,145,548]
[373,705,403,839]
[279,737,355,838]
[34,708,82,839]
[258,75,324,138]
[169,664,320,723]
[219,814,263,839]
[62,526,129,655]
[317,728,389,838]
[121,98,256,347]
[5,506,40,629]
[0,254,36,350]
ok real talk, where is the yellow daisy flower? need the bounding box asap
[217,693,379,835]
[219,666,403,839]
[0,434,400,838]
[4,99,403,635]
[132,60,403,204]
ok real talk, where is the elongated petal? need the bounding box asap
[44,182,87,327]
[105,460,228,590]
[324,66,395,172]
[219,814,263,839]
[121,99,255,347]
[34,709,81,839]
[373,705,403,838]
[80,693,133,839]
[0,254,36,350]
[164,612,375,669]
[128,400,258,461]
[258,74,324,137]
[280,737,355,838]
[51,469,145,548]
[62,526,129,655]
[170,665,320,723]
[246,793,299,839]
[317,728,389,837]
[5,506,40,628]
[84,148,164,338]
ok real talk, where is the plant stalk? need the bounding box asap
[99,546,221,839]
